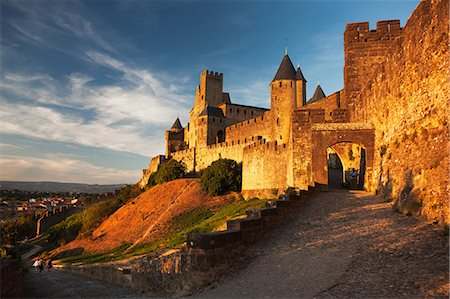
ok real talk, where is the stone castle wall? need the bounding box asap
[225,113,269,144]
[171,142,250,173]
[343,20,402,110]
[242,141,290,193]
[350,0,449,223]
[305,91,342,122]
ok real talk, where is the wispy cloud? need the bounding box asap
[229,80,270,109]
[1,0,192,158]
[0,155,139,184]
[0,143,23,150]
[5,0,117,55]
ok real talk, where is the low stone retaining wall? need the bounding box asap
[63,187,319,296]
[0,259,23,298]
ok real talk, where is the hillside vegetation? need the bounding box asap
[50,179,267,264]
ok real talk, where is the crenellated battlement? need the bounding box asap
[244,140,288,152]
[345,20,401,43]
[226,115,265,133]
[201,69,223,79]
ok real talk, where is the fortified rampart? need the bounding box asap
[343,20,402,109]
[225,113,268,145]
[304,90,343,122]
[139,0,447,224]
[242,141,290,192]
[350,0,449,223]
[35,206,78,236]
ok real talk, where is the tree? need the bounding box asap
[148,159,186,187]
[200,159,242,196]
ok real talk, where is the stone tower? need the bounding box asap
[270,53,300,143]
[343,20,401,110]
[188,70,224,148]
[165,117,185,158]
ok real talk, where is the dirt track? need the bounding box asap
[24,190,448,298]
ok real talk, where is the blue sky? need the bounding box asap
[0,0,419,184]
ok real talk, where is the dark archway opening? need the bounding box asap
[327,152,344,189]
[216,130,225,143]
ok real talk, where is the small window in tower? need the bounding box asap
[290,82,292,87]
[238,140,240,144]
[201,118,204,122]
[280,135,282,140]
[244,138,247,143]
[202,95,204,99]
[279,82,282,88]
[276,118,280,125]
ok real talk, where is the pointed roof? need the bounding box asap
[295,66,307,82]
[273,54,296,81]
[308,84,326,103]
[171,117,182,130]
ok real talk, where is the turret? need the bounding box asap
[192,70,224,118]
[308,83,326,103]
[165,117,185,158]
[270,52,297,143]
[295,64,307,108]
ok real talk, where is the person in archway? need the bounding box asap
[349,168,359,189]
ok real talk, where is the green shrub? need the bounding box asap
[147,159,186,188]
[200,159,242,196]
[0,220,17,245]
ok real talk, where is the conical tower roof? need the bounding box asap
[295,66,307,81]
[308,84,326,103]
[273,54,296,81]
[171,117,182,130]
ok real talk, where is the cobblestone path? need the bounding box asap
[195,190,449,298]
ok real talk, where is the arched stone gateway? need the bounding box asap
[310,123,374,191]
[327,142,366,189]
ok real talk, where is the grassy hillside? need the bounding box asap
[49,179,269,264]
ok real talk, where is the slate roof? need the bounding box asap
[171,118,183,130]
[295,66,307,81]
[198,105,226,118]
[273,54,296,81]
[221,92,231,104]
[308,84,326,103]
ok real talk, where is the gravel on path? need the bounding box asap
[193,190,449,298]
